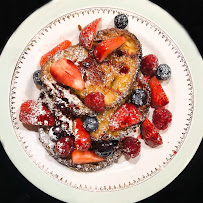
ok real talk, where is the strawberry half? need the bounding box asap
[74,118,91,151]
[141,118,163,148]
[109,103,142,131]
[94,36,127,62]
[50,58,85,90]
[149,77,169,108]
[79,18,102,49]
[40,40,71,67]
[19,100,55,126]
[72,150,105,164]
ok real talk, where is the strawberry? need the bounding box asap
[40,40,71,67]
[50,58,85,90]
[72,150,105,164]
[149,77,169,108]
[79,18,102,49]
[94,36,127,62]
[19,100,55,126]
[141,118,163,148]
[109,103,142,131]
[74,118,91,151]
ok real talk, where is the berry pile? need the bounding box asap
[140,53,172,147]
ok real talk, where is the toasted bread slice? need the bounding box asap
[74,28,142,108]
[90,73,151,140]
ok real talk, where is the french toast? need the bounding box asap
[19,16,172,172]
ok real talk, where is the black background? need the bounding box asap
[0,0,202,202]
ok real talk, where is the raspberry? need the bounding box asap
[141,54,159,77]
[55,136,75,158]
[85,92,105,112]
[122,137,141,158]
[152,107,172,130]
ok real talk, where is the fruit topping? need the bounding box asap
[85,92,105,112]
[114,14,128,29]
[109,103,142,131]
[19,100,55,126]
[149,77,169,108]
[79,18,102,49]
[156,64,171,81]
[55,136,75,158]
[130,89,148,107]
[71,150,105,164]
[49,126,65,142]
[92,140,119,157]
[141,54,159,77]
[152,107,172,130]
[74,118,91,151]
[50,58,85,90]
[122,136,141,158]
[141,118,163,148]
[83,116,99,132]
[94,36,127,62]
[33,70,42,86]
[40,40,71,67]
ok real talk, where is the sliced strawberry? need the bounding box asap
[19,100,55,126]
[109,103,142,131]
[94,36,127,62]
[149,77,169,108]
[72,150,105,164]
[40,40,71,67]
[79,18,102,49]
[74,118,91,151]
[141,118,163,148]
[50,58,85,90]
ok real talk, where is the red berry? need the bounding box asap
[109,103,142,131]
[149,77,169,108]
[122,137,141,158]
[19,100,55,126]
[94,36,126,62]
[74,118,91,151]
[152,107,172,130]
[141,54,159,77]
[55,136,75,158]
[72,150,105,164]
[50,58,85,90]
[85,92,105,112]
[141,118,163,148]
[79,18,102,50]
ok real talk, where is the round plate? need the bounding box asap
[0,0,202,202]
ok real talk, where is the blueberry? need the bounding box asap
[130,89,148,106]
[114,14,128,29]
[83,117,98,132]
[156,64,171,80]
[93,140,117,157]
[49,126,65,142]
[33,70,42,86]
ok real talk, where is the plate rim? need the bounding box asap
[0,0,202,202]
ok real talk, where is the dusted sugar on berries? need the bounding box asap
[122,137,141,158]
[152,107,172,130]
[141,54,159,77]
[85,92,105,112]
[55,136,75,158]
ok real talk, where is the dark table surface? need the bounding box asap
[0,0,202,202]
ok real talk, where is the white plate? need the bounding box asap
[0,0,202,202]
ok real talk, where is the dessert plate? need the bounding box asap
[0,0,202,202]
